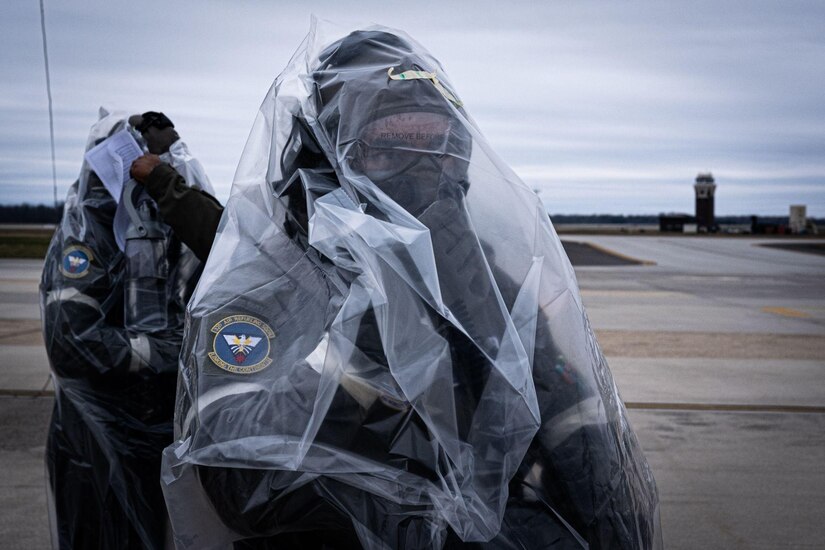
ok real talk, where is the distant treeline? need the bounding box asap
[550,214,660,224]
[0,204,821,226]
[550,214,824,225]
[0,203,63,224]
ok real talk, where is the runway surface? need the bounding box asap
[1,236,824,548]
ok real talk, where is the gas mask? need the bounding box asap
[351,110,470,216]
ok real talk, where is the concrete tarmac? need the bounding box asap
[1,237,824,548]
[568,236,825,549]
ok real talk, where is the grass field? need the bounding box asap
[0,229,54,259]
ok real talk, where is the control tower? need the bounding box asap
[694,172,717,232]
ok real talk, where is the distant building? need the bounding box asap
[694,172,717,232]
[659,213,694,232]
[789,205,807,234]
[750,215,788,235]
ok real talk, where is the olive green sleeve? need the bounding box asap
[142,163,224,262]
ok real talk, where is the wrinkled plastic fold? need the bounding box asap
[162,21,661,549]
[40,108,211,549]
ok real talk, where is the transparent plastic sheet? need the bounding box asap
[40,108,209,549]
[162,139,214,196]
[162,21,662,549]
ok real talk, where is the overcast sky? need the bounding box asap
[2,0,824,215]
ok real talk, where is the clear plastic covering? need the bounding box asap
[161,139,213,196]
[40,108,210,549]
[162,22,662,549]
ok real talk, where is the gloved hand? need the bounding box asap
[131,154,163,183]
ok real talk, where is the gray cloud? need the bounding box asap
[1,0,823,214]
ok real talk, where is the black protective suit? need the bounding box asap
[40,109,210,549]
[161,25,661,550]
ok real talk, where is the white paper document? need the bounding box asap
[83,130,143,201]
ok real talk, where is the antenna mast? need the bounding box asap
[39,0,58,208]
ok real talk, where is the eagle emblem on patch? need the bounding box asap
[209,315,275,374]
[60,245,93,278]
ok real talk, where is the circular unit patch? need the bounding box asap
[209,315,276,374]
[60,245,93,279]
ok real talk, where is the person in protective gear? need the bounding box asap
[127,111,224,262]
[161,25,661,550]
[40,108,213,549]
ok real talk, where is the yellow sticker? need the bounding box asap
[387,67,463,108]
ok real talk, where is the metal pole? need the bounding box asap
[39,0,58,208]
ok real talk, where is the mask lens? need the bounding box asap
[356,111,453,183]
[358,147,422,181]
